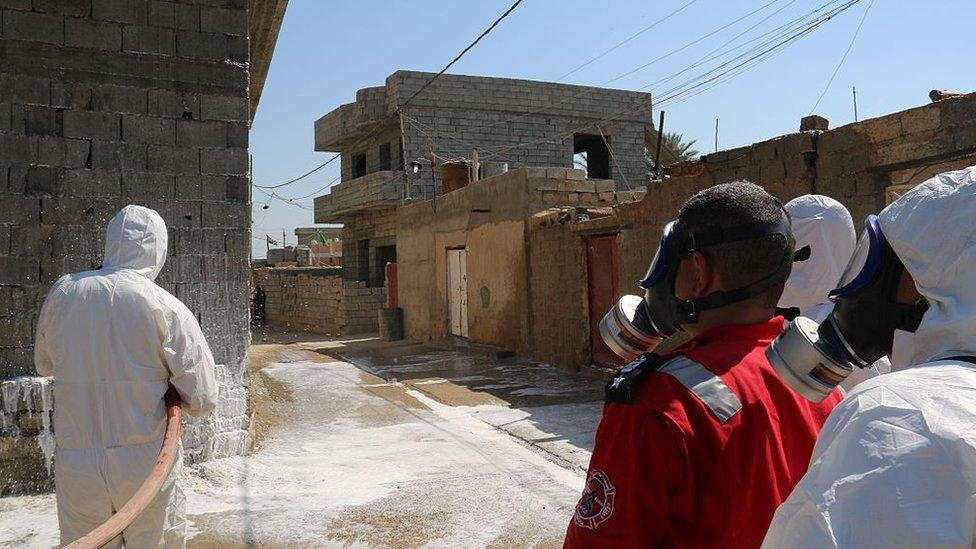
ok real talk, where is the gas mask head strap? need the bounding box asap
[673,216,794,322]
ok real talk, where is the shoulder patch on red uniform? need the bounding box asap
[573,470,616,530]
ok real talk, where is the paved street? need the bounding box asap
[0,332,606,548]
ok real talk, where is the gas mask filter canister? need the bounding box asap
[766,214,929,402]
[600,215,795,361]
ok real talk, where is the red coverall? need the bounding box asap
[564,318,842,548]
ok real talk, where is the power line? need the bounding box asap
[481,0,863,160]
[809,0,873,113]
[557,0,702,81]
[401,0,526,108]
[252,154,339,189]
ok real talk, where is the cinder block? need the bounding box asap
[199,94,246,122]
[31,136,90,169]
[51,82,92,110]
[93,0,146,25]
[147,145,199,174]
[122,114,175,144]
[122,171,174,199]
[25,165,60,196]
[60,168,121,197]
[25,106,62,136]
[0,74,49,106]
[176,119,225,147]
[2,10,63,44]
[0,0,31,9]
[65,17,121,51]
[123,25,175,56]
[148,89,197,119]
[90,140,147,171]
[226,122,246,148]
[199,6,245,36]
[200,148,246,176]
[0,256,38,285]
[92,85,146,114]
[33,0,91,16]
[176,30,245,62]
[63,110,120,140]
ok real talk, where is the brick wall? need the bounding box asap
[253,268,386,335]
[0,0,252,493]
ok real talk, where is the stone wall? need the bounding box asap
[0,0,252,493]
[253,268,386,335]
[527,93,976,370]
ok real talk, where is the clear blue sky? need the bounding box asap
[250,0,974,257]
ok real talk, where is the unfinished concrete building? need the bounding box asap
[312,71,652,332]
[0,0,288,494]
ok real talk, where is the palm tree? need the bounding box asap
[663,132,699,162]
[646,131,700,177]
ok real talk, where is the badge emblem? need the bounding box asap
[573,470,616,530]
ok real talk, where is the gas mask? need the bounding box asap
[600,215,795,361]
[766,214,929,402]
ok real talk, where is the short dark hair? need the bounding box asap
[677,181,792,307]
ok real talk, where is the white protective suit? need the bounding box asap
[763,166,976,548]
[34,205,218,548]
[778,194,891,392]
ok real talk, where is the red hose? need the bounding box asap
[65,389,183,549]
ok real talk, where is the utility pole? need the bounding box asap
[471,148,480,182]
[282,229,286,248]
[714,118,719,152]
[653,110,665,179]
[852,86,859,122]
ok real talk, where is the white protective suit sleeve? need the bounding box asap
[764,166,976,548]
[157,295,219,417]
[778,195,888,392]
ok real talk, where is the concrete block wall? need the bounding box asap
[252,268,385,335]
[389,71,650,195]
[253,267,345,335]
[0,0,252,492]
[342,281,386,334]
[338,208,396,283]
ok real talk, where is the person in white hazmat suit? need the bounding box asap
[762,166,976,548]
[34,205,218,548]
[777,194,890,392]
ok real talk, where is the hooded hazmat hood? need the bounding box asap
[879,165,976,367]
[777,195,856,313]
[102,205,168,281]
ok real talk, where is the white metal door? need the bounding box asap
[447,248,468,337]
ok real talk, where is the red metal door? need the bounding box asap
[586,235,621,367]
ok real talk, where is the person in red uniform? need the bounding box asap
[565,182,842,548]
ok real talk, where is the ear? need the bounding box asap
[690,250,717,298]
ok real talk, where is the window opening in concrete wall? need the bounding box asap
[357,239,370,282]
[374,245,396,287]
[379,143,392,171]
[353,153,367,178]
[573,133,611,179]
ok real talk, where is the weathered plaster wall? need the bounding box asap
[528,93,976,370]
[397,168,639,353]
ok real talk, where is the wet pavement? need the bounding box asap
[0,331,606,548]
